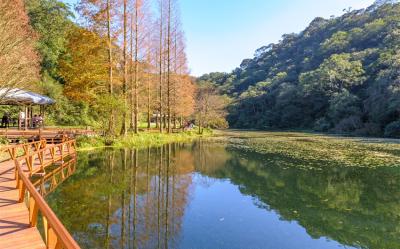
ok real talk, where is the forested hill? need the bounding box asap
[198,0,400,137]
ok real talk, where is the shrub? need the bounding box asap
[0,137,8,145]
[313,117,331,132]
[384,121,400,138]
[354,123,382,137]
[76,135,105,149]
[334,116,363,133]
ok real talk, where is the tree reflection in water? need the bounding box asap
[46,141,400,249]
[47,144,193,249]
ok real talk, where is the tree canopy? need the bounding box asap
[0,0,40,95]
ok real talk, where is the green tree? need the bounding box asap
[25,0,73,77]
[301,54,366,93]
[321,31,350,53]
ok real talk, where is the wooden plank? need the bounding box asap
[0,159,46,249]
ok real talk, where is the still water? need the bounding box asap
[46,140,400,249]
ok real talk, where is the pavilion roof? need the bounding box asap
[0,88,55,105]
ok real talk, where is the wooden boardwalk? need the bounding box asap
[0,159,46,249]
[0,140,79,249]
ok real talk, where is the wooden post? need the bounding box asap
[28,155,33,174]
[24,106,28,130]
[29,196,39,227]
[18,108,21,130]
[18,179,26,202]
[30,106,33,128]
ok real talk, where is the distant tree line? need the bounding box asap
[198,0,400,137]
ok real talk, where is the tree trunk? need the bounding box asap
[147,71,151,129]
[156,113,159,128]
[198,113,202,134]
[133,0,139,134]
[166,0,172,134]
[129,6,134,131]
[120,0,128,136]
[158,1,163,134]
[106,0,114,135]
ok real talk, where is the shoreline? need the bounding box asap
[76,129,213,151]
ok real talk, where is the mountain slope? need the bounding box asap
[198,1,400,137]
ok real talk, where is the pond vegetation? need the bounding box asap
[214,131,400,168]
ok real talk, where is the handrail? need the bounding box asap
[0,128,96,138]
[32,157,77,197]
[16,139,77,176]
[15,160,80,249]
[0,140,45,151]
[0,141,46,172]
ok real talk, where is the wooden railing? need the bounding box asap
[0,128,97,140]
[32,157,77,197]
[12,139,80,249]
[18,139,76,176]
[15,161,80,249]
[0,130,74,145]
[0,140,46,162]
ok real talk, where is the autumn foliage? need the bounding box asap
[0,0,208,134]
[60,0,196,135]
[0,0,40,95]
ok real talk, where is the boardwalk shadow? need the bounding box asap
[0,219,29,236]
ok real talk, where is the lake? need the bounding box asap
[46,134,400,249]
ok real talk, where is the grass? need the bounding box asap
[76,129,212,151]
[212,130,400,169]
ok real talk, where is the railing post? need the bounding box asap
[15,167,19,187]
[40,180,46,196]
[51,174,57,188]
[18,179,26,203]
[43,216,48,243]
[61,166,65,179]
[38,150,44,166]
[24,144,29,157]
[48,227,61,249]
[34,142,39,152]
[10,148,17,179]
[29,196,39,227]
[27,155,33,174]
[41,139,47,149]
[60,144,64,160]
[9,147,16,160]
[51,147,55,159]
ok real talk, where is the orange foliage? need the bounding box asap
[59,27,109,102]
[0,0,40,93]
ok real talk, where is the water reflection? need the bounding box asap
[48,144,194,249]
[46,141,400,249]
[32,156,77,197]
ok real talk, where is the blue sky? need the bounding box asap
[61,0,375,76]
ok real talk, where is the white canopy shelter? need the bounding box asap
[0,88,54,130]
[0,88,55,105]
